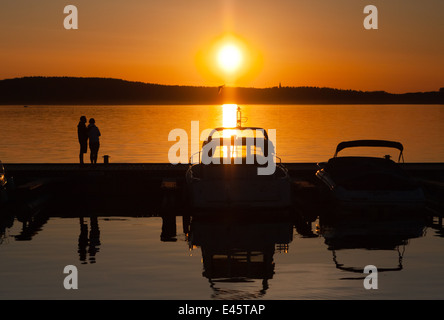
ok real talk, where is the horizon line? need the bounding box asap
[1,75,443,95]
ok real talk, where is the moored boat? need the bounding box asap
[186,108,292,210]
[316,140,425,207]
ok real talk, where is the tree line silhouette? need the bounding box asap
[0,77,442,105]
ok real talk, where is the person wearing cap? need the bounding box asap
[77,116,88,164]
[87,118,101,164]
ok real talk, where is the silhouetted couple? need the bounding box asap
[77,116,101,164]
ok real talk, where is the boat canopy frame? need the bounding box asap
[334,140,404,162]
[206,127,269,140]
[189,127,279,164]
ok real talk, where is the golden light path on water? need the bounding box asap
[221,104,238,157]
[222,104,237,128]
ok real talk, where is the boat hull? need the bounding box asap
[186,164,292,210]
[329,185,425,208]
[188,178,292,209]
[316,169,426,208]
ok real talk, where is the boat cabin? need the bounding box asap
[195,127,275,166]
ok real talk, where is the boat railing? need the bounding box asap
[189,151,201,165]
[190,151,283,166]
[334,140,405,163]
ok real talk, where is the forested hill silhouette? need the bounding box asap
[0,77,442,105]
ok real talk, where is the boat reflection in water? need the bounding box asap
[318,206,428,279]
[187,214,293,299]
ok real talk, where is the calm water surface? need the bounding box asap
[1,208,443,300]
[1,104,443,300]
[0,104,443,163]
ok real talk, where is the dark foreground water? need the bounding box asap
[1,202,443,300]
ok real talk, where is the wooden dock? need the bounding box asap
[3,162,443,185]
[1,162,444,216]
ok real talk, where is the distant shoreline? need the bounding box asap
[1,76,443,105]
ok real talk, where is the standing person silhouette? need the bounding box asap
[87,118,101,164]
[77,116,88,164]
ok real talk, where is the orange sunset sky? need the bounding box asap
[0,0,443,93]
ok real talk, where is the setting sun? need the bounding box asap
[218,44,242,73]
[195,32,263,86]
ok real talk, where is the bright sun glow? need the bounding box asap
[218,44,242,73]
[195,32,263,86]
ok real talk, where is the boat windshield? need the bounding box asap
[195,135,273,165]
[211,141,266,159]
[190,127,274,164]
[209,127,267,140]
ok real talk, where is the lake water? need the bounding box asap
[1,207,444,300]
[0,104,443,163]
[1,104,444,301]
